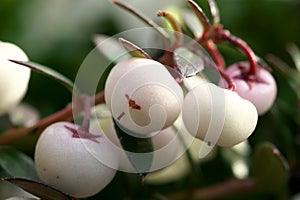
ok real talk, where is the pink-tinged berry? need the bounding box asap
[220,61,277,115]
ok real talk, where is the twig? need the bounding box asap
[204,40,225,69]
[0,92,105,145]
[216,29,257,76]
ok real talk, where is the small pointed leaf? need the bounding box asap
[174,47,204,78]
[9,60,79,94]
[2,178,75,200]
[252,142,289,193]
[118,38,151,59]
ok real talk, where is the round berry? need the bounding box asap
[105,58,183,136]
[220,61,277,115]
[34,122,118,198]
[0,41,31,116]
[182,83,258,147]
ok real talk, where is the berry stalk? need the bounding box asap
[216,29,257,76]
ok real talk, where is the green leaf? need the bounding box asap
[9,60,79,94]
[252,142,289,193]
[2,178,76,200]
[113,119,153,176]
[0,146,38,180]
[118,37,151,59]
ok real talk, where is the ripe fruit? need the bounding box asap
[182,83,258,147]
[0,41,31,116]
[34,122,118,198]
[219,61,277,115]
[105,58,183,136]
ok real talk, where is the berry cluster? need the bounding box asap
[0,0,279,199]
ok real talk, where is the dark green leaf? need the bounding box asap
[2,177,76,200]
[0,146,38,180]
[252,142,289,193]
[9,60,79,94]
[113,119,153,175]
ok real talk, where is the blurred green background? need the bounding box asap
[0,0,300,199]
[0,0,299,114]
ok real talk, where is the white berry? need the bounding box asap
[0,41,31,116]
[182,83,258,147]
[34,122,118,198]
[105,58,183,136]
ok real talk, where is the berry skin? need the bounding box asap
[182,83,258,147]
[105,58,183,136]
[34,122,118,198]
[220,61,277,115]
[0,41,31,116]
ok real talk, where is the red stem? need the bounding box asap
[219,68,237,91]
[193,47,236,91]
[0,92,105,144]
[217,29,257,75]
[204,40,225,69]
